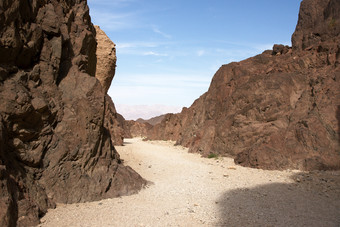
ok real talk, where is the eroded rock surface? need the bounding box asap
[148,0,340,171]
[0,1,145,226]
[94,25,116,93]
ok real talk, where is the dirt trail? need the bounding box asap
[39,138,340,227]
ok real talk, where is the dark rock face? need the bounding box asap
[148,0,340,171]
[0,1,145,226]
[292,0,340,50]
[104,96,130,145]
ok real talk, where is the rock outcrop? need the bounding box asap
[94,25,126,146]
[94,25,116,93]
[148,0,340,170]
[0,1,145,226]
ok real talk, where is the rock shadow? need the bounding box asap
[217,172,340,226]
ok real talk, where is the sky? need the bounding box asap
[87,0,303,120]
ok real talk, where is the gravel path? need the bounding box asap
[39,138,340,227]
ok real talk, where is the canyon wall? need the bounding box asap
[0,1,145,226]
[148,0,340,170]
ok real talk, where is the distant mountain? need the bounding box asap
[136,114,167,126]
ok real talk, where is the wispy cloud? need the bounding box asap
[197,50,205,57]
[143,51,168,57]
[89,9,138,31]
[152,27,172,39]
[117,42,163,49]
[115,41,174,56]
[114,73,211,88]
[115,104,182,120]
[88,0,136,8]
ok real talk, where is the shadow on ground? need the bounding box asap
[217,172,340,227]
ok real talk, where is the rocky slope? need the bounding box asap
[0,1,145,226]
[120,115,165,139]
[148,0,340,170]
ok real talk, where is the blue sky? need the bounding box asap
[88,0,302,119]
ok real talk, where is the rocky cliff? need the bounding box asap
[0,1,145,226]
[148,0,340,170]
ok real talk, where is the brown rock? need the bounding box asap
[136,114,167,126]
[125,120,153,138]
[292,0,340,50]
[0,0,145,226]
[95,25,117,93]
[147,0,340,171]
[93,26,126,146]
[104,95,131,145]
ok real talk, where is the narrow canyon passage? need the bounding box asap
[39,138,340,227]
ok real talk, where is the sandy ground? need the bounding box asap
[39,138,340,227]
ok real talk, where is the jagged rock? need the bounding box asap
[95,25,116,93]
[292,0,340,50]
[147,0,340,171]
[0,0,145,226]
[272,44,290,55]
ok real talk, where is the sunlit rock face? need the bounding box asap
[94,25,116,93]
[0,1,145,226]
[147,0,340,171]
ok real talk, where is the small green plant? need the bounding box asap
[329,17,337,30]
[207,153,218,159]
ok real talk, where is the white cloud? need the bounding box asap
[143,51,168,57]
[112,73,211,88]
[107,73,211,108]
[115,104,182,120]
[89,10,138,31]
[88,0,136,8]
[197,50,205,57]
[117,42,163,49]
[152,27,172,39]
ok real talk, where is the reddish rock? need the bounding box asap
[148,0,340,171]
[136,114,167,126]
[0,0,145,226]
[125,121,153,138]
